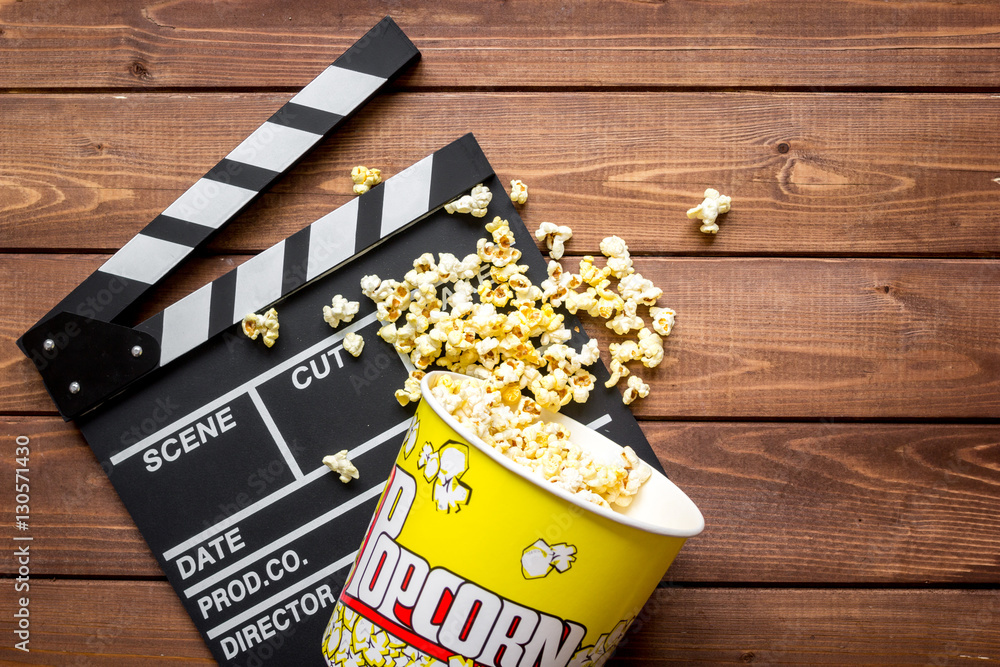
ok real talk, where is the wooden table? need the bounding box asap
[2,2,999,664]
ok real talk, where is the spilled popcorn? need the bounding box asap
[394,370,425,407]
[535,221,573,260]
[622,375,650,405]
[323,295,359,328]
[343,332,364,357]
[358,208,675,406]
[509,179,528,204]
[430,373,652,509]
[687,187,732,234]
[350,165,382,195]
[444,183,492,217]
[241,308,279,348]
[649,306,676,336]
[323,450,359,483]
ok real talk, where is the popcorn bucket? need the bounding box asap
[322,371,704,667]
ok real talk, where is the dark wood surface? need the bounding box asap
[1,1,998,665]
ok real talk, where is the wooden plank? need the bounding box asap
[1,581,997,664]
[3,418,997,583]
[0,1,998,89]
[3,256,998,418]
[0,580,213,665]
[608,588,1000,665]
[3,92,999,256]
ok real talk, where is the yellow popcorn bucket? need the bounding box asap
[322,371,704,667]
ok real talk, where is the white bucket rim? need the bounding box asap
[420,371,705,539]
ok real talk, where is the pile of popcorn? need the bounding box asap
[315,180,686,502]
[430,373,652,509]
[356,183,676,411]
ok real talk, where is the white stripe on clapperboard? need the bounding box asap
[206,550,358,640]
[182,482,385,599]
[160,415,411,563]
[110,311,381,467]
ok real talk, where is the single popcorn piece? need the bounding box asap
[322,450,359,483]
[649,306,676,336]
[359,274,382,299]
[606,299,644,335]
[350,165,382,195]
[534,222,573,261]
[578,255,611,287]
[687,187,732,234]
[600,235,633,278]
[594,284,625,319]
[322,294,360,328]
[637,327,664,368]
[241,308,279,348]
[394,370,426,406]
[444,183,492,217]
[540,260,582,308]
[343,332,364,357]
[622,375,650,405]
[371,279,411,323]
[509,179,528,205]
[605,339,640,387]
[617,272,662,307]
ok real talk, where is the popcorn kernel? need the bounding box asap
[534,222,573,261]
[350,165,382,195]
[323,295,360,328]
[344,332,365,357]
[444,183,492,218]
[510,179,528,205]
[687,187,732,234]
[241,308,279,348]
[323,450,359,483]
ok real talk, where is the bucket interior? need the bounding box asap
[423,371,705,539]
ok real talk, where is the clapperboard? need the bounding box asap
[18,16,663,666]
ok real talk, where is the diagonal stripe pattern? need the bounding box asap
[136,133,495,369]
[33,17,419,331]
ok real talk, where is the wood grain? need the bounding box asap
[3,418,997,583]
[0,580,213,665]
[608,588,1000,665]
[3,92,999,256]
[3,256,998,418]
[0,1,998,90]
[1,581,998,665]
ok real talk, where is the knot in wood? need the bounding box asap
[129,60,151,81]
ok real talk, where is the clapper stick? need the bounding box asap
[18,16,419,420]
[136,134,493,369]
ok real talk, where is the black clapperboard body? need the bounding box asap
[18,17,664,666]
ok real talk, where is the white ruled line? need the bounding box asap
[206,550,357,640]
[349,419,411,460]
[183,482,385,599]
[110,311,379,466]
[162,465,329,562]
[248,387,304,480]
[161,417,408,562]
